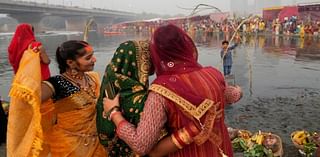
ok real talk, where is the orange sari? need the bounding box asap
[44,72,107,157]
[7,46,106,157]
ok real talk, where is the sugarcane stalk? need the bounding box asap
[83,18,94,42]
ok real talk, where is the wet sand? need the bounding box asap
[226,88,320,157]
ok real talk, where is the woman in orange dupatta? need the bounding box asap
[7,40,106,157]
[103,24,242,157]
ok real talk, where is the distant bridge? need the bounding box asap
[0,0,137,32]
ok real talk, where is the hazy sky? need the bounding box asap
[16,0,317,15]
[19,0,231,15]
[99,0,231,15]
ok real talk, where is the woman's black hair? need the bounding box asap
[56,40,90,74]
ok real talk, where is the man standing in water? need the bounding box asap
[221,40,238,76]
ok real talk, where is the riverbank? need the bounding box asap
[226,88,320,157]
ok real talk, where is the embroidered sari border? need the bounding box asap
[149,84,214,120]
[133,40,151,87]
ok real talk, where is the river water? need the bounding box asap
[2,32,320,100]
[0,32,320,156]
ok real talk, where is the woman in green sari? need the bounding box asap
[96,40,152,156]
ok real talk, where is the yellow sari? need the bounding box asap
[7,47,106,157]
[44,72,106,157]
[7,47,43,157]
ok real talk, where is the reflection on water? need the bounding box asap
[1,32,320,101]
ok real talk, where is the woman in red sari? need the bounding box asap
[103,24,241,157]
[8,23,51,80]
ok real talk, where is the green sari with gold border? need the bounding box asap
[96,40,151,157]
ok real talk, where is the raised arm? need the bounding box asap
[228,43,238,50]
[225,85,242,104]
[39,46,51,64]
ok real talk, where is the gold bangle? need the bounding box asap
[171,134,183,149]
[178,128,193,145]
[108,110,121,121]
[42,81,55,95]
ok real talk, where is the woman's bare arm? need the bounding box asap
[41,82,54,103]
[39,46,50,64]
[148,122,200,157]
[148,136,179,157]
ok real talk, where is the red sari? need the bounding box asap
[8,23,50,80]
[150,24,233,157]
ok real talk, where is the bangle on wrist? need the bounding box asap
[171,133,183,149]
[174,131,187,148]
[109,111,122,121]
[171,126,195,149]
[178,128,193,145]
[185,123,200,137]
[104,106,120,119]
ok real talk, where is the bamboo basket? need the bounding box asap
[231,129,284,157]
[228,128,252,140]
[291,131,320,157]
[291,131,305,150]
[237,129,252,138]
[261,132,284,157]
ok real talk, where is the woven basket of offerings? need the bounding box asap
[230,128,283,157]
[291,131,319,156]
[260,132,283,157]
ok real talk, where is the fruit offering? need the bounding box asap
[291,131,319,157]
[230,129,283,157]
[292,131,308,145]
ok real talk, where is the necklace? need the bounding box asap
[66,71,84,80]
[63,73,97,99]
[80,74,97,99]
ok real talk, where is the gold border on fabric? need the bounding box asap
[54,72,100,114]
[54,91,96,113]
[194,107,219,145]
[133,40,151,87]
[86,71,100,96]
[150,84,224,147]
[149,84,214,120]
